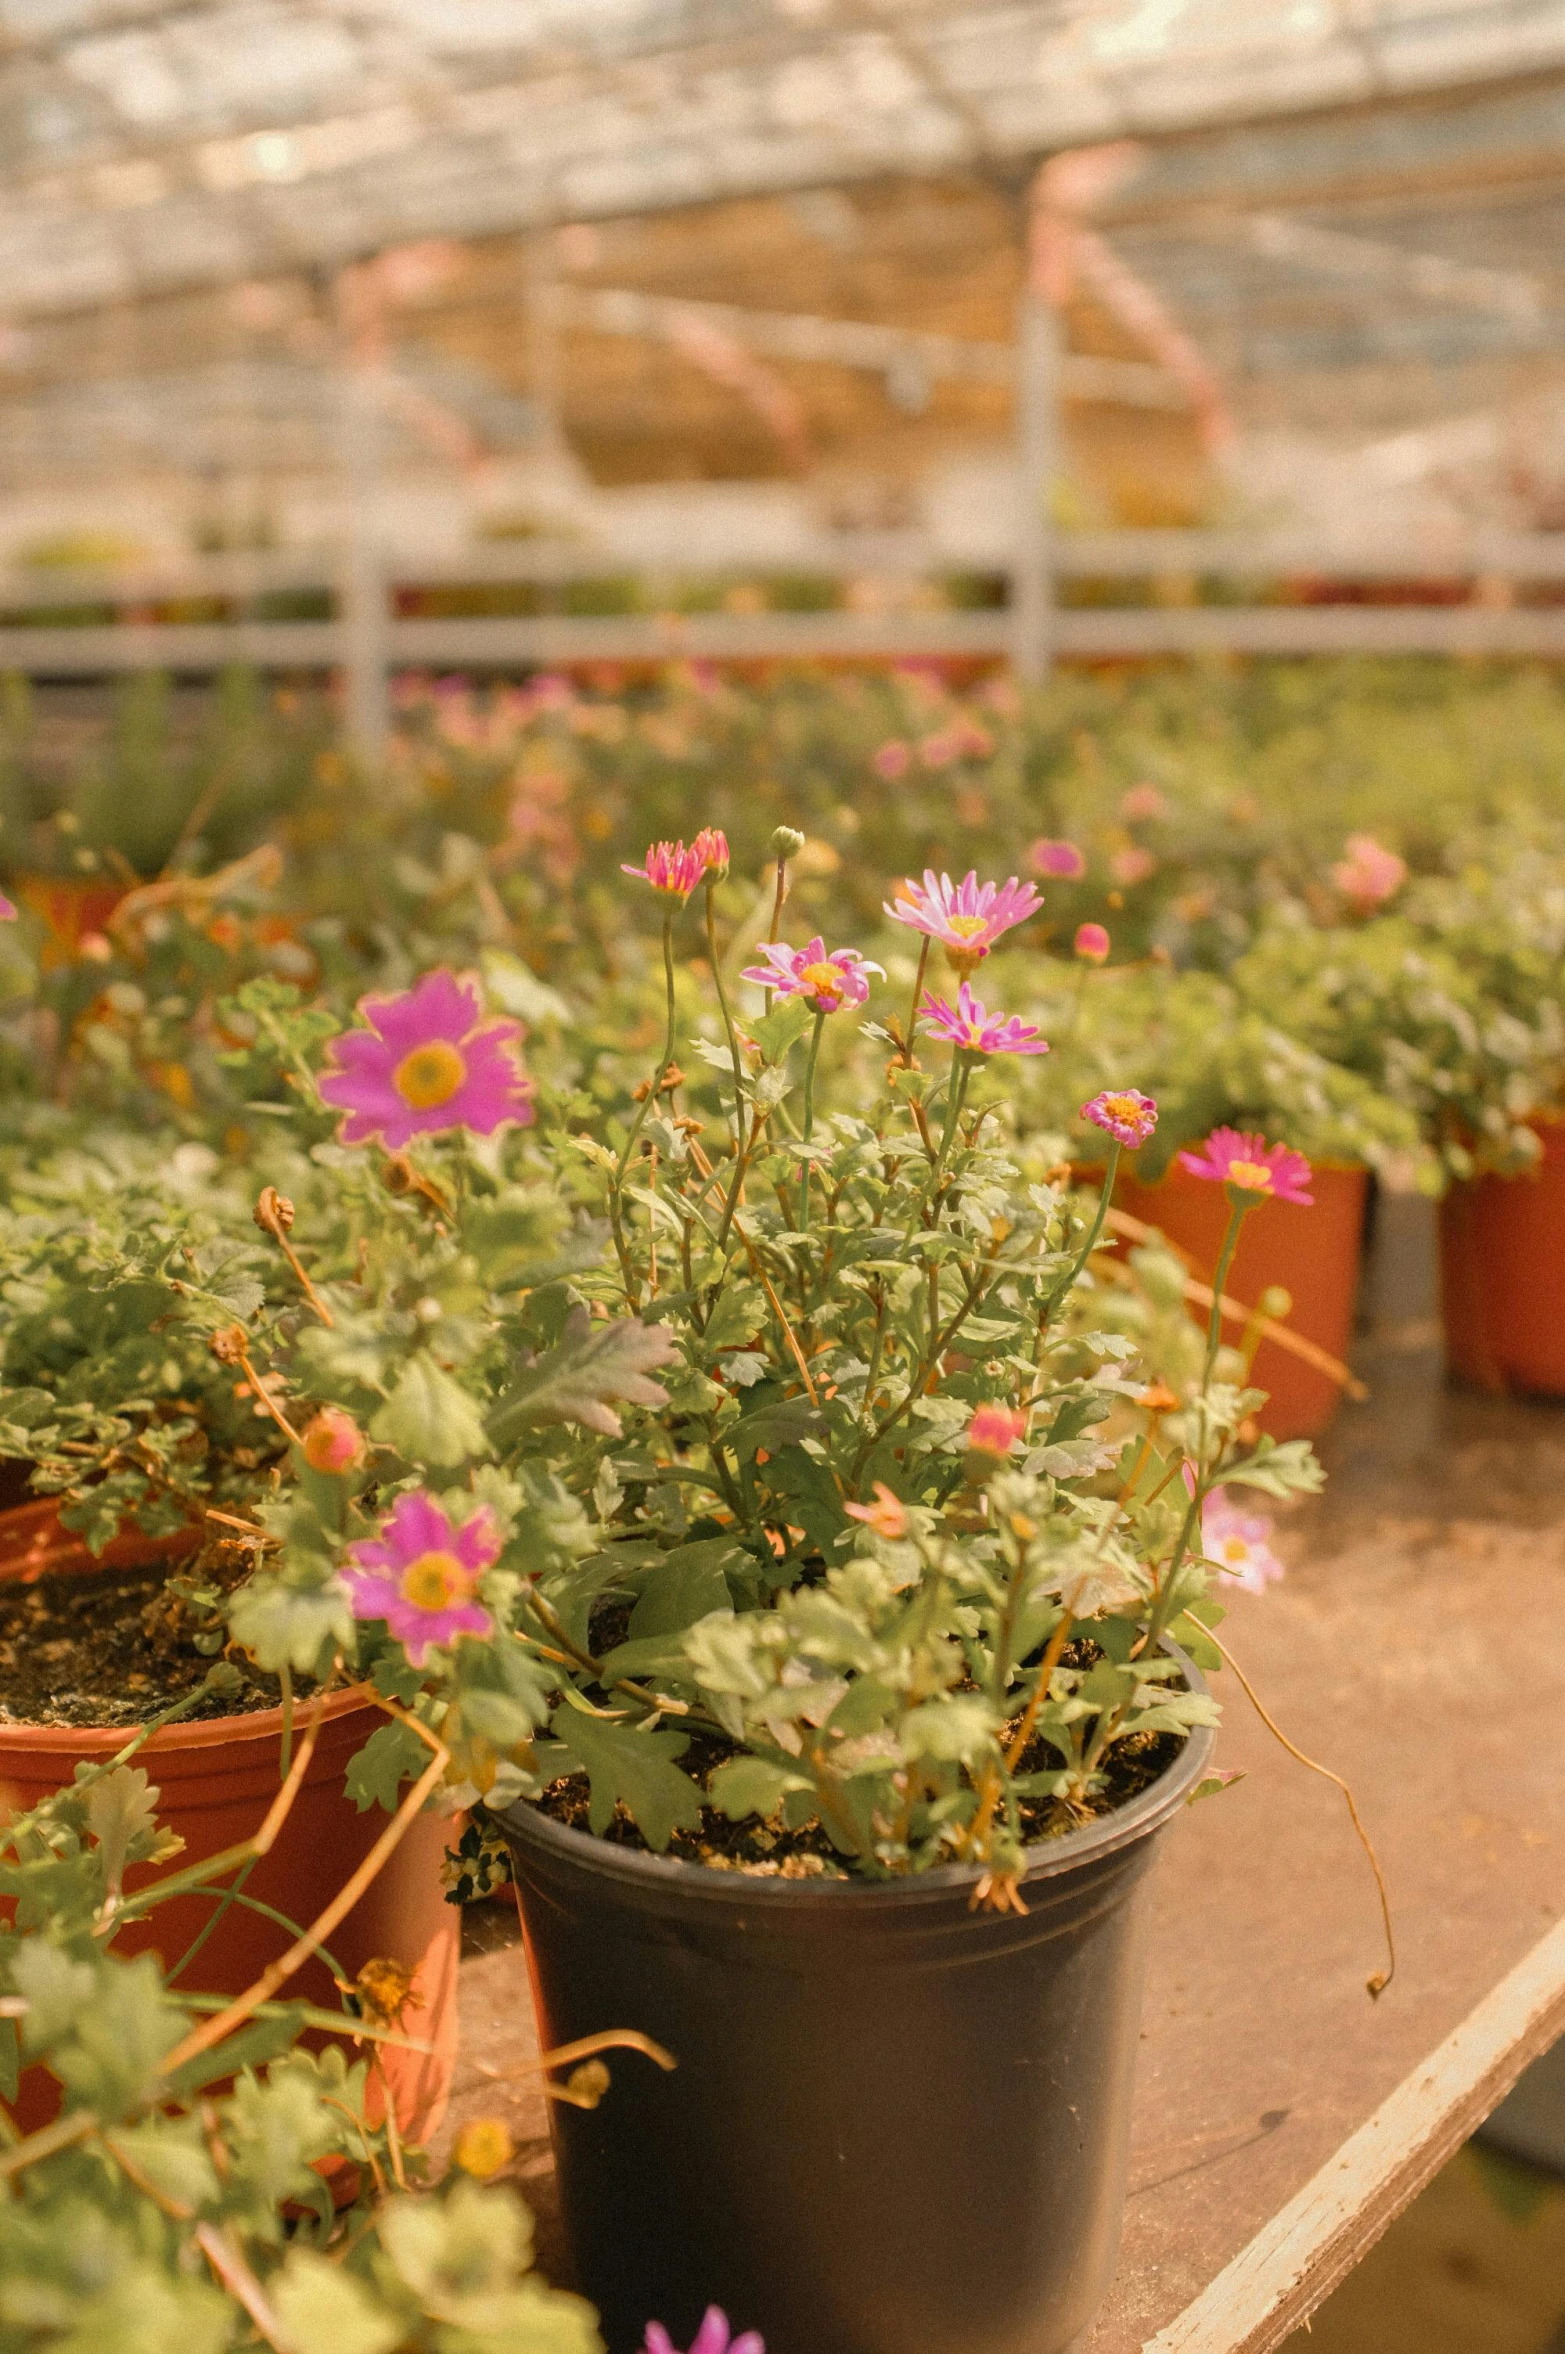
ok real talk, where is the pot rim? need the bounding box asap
[499,1648,1215,1912]
[0,1679,377,1759]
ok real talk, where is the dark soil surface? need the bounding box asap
[0,1547,290,1728]
[535,1720,1186,1878]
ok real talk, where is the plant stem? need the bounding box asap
[614,906,678,1190]
[1203,1194,1251,1386]
[705,879,747,1159]
[799,1005,826,1229]
[1050,1140,1120,1307]
[898,935,930,1065]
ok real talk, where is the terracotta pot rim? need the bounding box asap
[0,1681,376,1759]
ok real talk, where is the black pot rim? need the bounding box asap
[499,1645,1214,1914]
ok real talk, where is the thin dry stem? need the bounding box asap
[1208,1626,1396,1999]
[195,2223,290,2351]
[1104,1208,1369,1399]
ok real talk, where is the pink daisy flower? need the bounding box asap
[1074,922,1111,963]
[966,1403,1028,1456]
[741,937,884,1013]
[845,1481,908,1538]
[644,2311,763,2354]
[1331,833,1406,908]
[920,981,1049,1058]
[1083,1088,1158,1147]
[1177,1127,1313,1206]
[1030,838,1086,881]
[318,969,534,1151]
[0,891,14,921]
[885,870,1042,972]
[872,739,911,781]
[621,838,710,901]
[691,825,730,878]
[1201,1491,1286,1595]
[344,1490,498,1667]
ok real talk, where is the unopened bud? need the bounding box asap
[209,1324,248,1365]
[769,826,806,861]
[254,1185,295,1235]
[301,1406,365,1473]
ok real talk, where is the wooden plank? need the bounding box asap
[1144,1913,1565,2354]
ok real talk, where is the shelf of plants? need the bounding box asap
[1,654,1563,2354]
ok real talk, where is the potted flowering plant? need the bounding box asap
[119,833,1323,2354]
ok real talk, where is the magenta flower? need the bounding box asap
[0,891,14,921]
[1201,1491,1286,1595]
[1074,922,1110,964]
[886,870,1042,972]
[966,1402,1027,1456]
[741,937,883,1012]
[692,826,730,879]
[919,982,1049,1058]
[872,739,911,781]
[1331,833,1406,907]
[318,969,534,1151]
[344,1490,499,1666]
[1030,838,1086,881]
[621,838,710,902]
[644,2312,762,2354]
[1083,1088,1158,1147]
[1178,1127,1313,1206]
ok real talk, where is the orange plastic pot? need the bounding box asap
[0,1505,458,2143]
[1113,1161,1369,1443]
[1438,1118,1565,1396]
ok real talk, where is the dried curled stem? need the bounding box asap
[253,1186,334,1327]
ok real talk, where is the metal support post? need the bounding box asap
[1011,287,1060,686]
[336,363,391,767]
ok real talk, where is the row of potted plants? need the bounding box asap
[1,834,1347,2353]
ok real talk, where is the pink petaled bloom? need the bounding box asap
[344,1490,499,1667]
[741,936,884,1013]
[920,982,1049,1059]
[1331,832,1407,907]
[0,891,14,921]
[886,869,1042,972]
[1177,1126,1314,1206]
[622,838,710,902]
[1201,1491,1286,1596]
[318,969,534,1151]
[919,728,966,770]
[1110,845,1157,888]
[644,2312,763,2354]
[872,738,911,781]
[1030,838,1086,881]
[967,1403,1028,1457]
[302,1407,366,1475]
[1083,1088,1158,1148]
[845,1481,908,1539]
[1074,922,1111,964]
[1121,782,1168,822]
[691,826,730,878]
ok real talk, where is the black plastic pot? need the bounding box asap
[499,1693,1213,2354]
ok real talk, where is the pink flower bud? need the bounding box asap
[302,1407,366,1474]
[1074,923,1111,964]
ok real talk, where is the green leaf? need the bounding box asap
[549,1707,704,1850]
[764,1444,847,1552]
[345,1720,430,1814]
[372,1354,491,1467]
[899,1695,999,1765]
[86,1765,182,1898]
[724,1396,823,1461]
[271,2250,403,2354]
[1218,1437,1326,1497]
[229,1571,353,1677]
[487,1307,678,1443]
[709,1756,812,1822]
[747,995,815,1064]
[627,1541,741,1641]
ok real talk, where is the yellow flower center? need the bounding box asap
[1227,1159,1274,1194]
[945,913,989,942]
[799,960,844,1000]
[1220,1537,1251,1566]
[1102,1094,1141,1123]
[393,1039,467,1110]
[399,1550,471,1611]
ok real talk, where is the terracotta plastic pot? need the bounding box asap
[1113,1161,1369,1443]
[0,1505,458,2143]
[1439,1118,1565,1395]
[500,1690,1214,2354]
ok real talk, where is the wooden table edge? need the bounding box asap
[1140,1911,1565,2354]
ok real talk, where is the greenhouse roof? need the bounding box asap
[2,0,1565,319]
